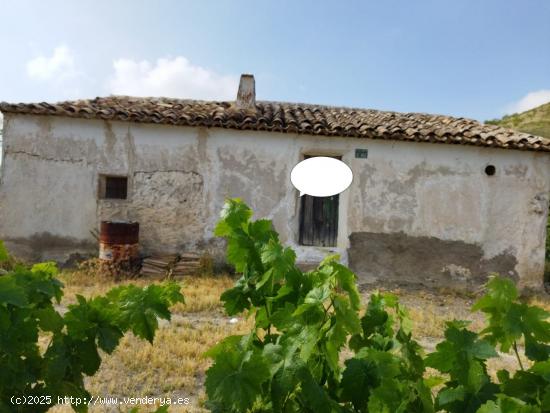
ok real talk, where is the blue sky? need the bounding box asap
[1,0,549,121]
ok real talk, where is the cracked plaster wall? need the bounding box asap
[0,114,549,288]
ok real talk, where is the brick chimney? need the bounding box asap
[235,74,255,109]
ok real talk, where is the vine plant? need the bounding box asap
[0,241,184,412]
[205,198,550,413]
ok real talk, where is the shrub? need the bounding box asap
[0,241,184,412]
[205,198,550,413]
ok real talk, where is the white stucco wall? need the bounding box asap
[0,114,548,288]
[0,113,3,168]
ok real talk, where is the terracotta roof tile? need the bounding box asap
[1,96,549,152]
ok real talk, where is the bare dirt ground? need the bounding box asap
[48,268,550,413]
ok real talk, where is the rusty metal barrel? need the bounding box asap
[99,221,139,265]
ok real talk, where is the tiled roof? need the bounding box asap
[1,96,549,152]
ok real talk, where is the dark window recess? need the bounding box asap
[299,155,340,247]
[101,176,128,199]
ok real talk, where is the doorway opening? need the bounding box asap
[298,155,340,247]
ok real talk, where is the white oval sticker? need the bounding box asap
[291,156,353,197]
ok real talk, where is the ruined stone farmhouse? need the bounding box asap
[1,75,549,289]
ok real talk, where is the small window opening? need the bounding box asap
[99,175,128,199]
[485,165,496,176]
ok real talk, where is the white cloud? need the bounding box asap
[506,89,550,114]
[26,46,76,81]
[108,56,238,100]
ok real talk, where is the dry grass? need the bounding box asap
[170,275,234,314]
[361,286,486,339]
[49,266,550,412]
[527,294,550,313]
[79,318,250,413]
[58,262,234,315]
[49,263,243,412]
[52,268,250,412]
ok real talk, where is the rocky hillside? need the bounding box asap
[486,102,550,139]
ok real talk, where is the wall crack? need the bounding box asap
[133,170,204,184]
[7,150,85,164]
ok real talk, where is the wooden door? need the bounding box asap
[299,194,339,246]
[298,155,340,247]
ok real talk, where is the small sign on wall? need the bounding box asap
[355,149,368,159]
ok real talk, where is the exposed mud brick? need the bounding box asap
[348,231,518,289]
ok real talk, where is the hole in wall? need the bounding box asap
[485,165,496,176]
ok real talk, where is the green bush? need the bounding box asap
[205,198,550,413]
[0,241,184,412]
